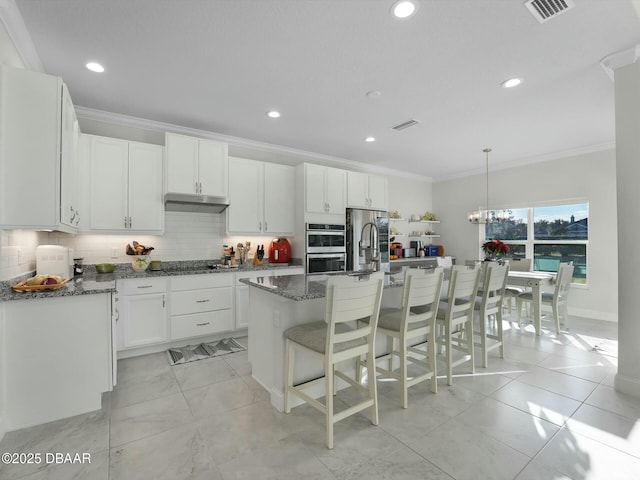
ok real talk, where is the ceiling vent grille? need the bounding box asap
[525,0,575,24]
[391,119,420,131]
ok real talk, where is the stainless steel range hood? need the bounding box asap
[164,193,230,214]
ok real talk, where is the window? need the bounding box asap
[485,203,588,283]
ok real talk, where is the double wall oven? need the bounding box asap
[305,223,346,274]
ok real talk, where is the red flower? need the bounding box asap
[482,240,510,256]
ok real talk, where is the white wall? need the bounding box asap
[433,149,618,321]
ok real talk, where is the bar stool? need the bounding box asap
[369,268,444,408]
[435,265,481,385]
[473,262,509,367]
[283,272,384,449]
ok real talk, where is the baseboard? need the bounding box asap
[117,329,248,360]
[569,307,617,323]
[614,373,640,399]
[0,413,6,442]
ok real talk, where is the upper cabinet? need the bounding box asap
[346,171,388,211]
[84,134,164,233]
[165,133,228,197]
[305,164,346,215]
[227,157,295,235]
[0,66,80,232]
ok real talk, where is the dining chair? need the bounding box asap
[362,267,444,409]
[473,262,509,367]
[283,272,384,449]
[516,262,574,334]
[435,265,481,386]
[503,258,532,316]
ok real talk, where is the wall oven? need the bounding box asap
[306,223,346,274]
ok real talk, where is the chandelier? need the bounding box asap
[467,148,509,224]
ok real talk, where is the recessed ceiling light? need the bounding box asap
[366,90,381,98]
[391,1,417,19]
[86,62,104,73]
[365,137,376,143]
[266,110,281,118]
[501,78,522,88]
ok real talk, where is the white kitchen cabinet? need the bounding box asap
[170,274,234,340]
[116,278,168,349]
[347,171,388,210]
[228,157,295,234]
[0,66,80,232]
[86,134,164,233]
[60,84,81,228]
[305,163,346,215]
[165,132,228,197]
[2,294,112,430]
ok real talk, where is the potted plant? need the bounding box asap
[482,239,510,260]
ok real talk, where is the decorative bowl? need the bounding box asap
[95,263,116,274]
[131,256,149,272]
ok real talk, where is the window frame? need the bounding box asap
[481,203,589,284]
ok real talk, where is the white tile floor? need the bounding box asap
[0,314,637,480]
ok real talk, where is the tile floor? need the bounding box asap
[0,314,637,480]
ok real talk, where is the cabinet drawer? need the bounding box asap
[170,310,234,340]
[170,274,233,291]
[118,277,166,295]
[170,287,232,315]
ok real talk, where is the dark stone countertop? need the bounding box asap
[0,259,303,302]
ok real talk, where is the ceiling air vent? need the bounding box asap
[391,119,420,131]
[525,0,575,24]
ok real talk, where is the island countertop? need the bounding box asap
[239,271,402,301]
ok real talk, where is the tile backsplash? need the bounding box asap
[0,212,295,280]
[0,230,48,280]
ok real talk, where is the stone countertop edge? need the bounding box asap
[0,260,303,302]
[239,272,402,302]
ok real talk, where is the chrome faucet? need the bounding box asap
[359,221,379,269]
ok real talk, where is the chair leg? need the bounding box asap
[552,302,560,334]
[326,360,334,449]
[367,346,379,426]
[480,313,488,368]
[445,322,453,386]
[387,336,394,372]
[497,309,505,358]
[400,336,408,409]
[284,339,294,414]
[355,355,363,384]
[467,317,475,374]
[429,326,438,394]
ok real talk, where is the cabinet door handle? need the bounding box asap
[259,221,262,231]
[163,294,165,308]
[196,299,210,303]
[196,322,210,327]
[137,285,153,289]
[124,216,128,228]
[129,216,132,229]
[264,221,268,232]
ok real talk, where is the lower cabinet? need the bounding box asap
[170,274,234,340]
[116,277,168,350]
[2,294,112,430]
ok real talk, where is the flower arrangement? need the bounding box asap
[482,239,510,257]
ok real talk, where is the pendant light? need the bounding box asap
[467,148,508,224]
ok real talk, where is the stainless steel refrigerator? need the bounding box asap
[346,208,389,273]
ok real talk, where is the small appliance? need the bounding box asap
[269,238,291,264]
[36,245,73,279]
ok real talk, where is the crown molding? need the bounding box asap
[433,141,615,182]
[75,106,433,182]
[600,44,640,81]
[0,0,43,71]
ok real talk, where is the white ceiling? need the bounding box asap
[6,0,640,180]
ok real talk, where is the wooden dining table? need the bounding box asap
[507,270,556,335]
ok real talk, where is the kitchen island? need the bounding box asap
[241,272,403,411]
